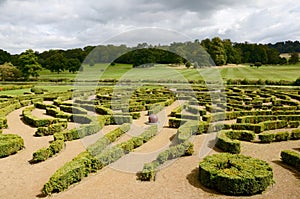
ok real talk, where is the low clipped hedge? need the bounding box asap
[139,141,194,181]
[0,134,24,158]
[281,150,300,171]
[42,124,158,195]
[32,140,65,163]
[88,123,131,156]
[42,151,100,195]
[170,105,183,117]
[95,105,113,115]
[148,103,164,115]
[168,118,188,128]
[0,117,8,129]
[59,105,88,115]
[231,123,263,134]
[35,121,68,136]
[109,114,132,125]
[46,108,72,121]
[291,129,300,140]
[259,129,300,143]
[177,121,205,143]
[59,122,101,141]
[0,101,21,116]
[216,130,255,154]
[34,102,56,110]
[199,153,274,196]
[216,132,241,154]
[22,107,60,127]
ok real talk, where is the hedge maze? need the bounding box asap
[0,84,299,196]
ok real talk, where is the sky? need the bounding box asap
[0,0,299,54]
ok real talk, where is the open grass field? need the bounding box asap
[37,63,300,82]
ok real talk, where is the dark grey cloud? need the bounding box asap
[0,0,299,53]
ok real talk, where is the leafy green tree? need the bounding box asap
[0,49,11,65]
[44,53,67,73]
[18,49,42,79]
[210,37,227,66]
[223,39,241,64]
[66,58,81,73]
[289,52,299,64]
[0,62,22,81]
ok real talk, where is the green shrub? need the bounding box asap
[0,102,21,116]
[259,134,275,143]
[168,118,188,128]
[42,152,98,195]
[139,141,193,181]
[60,105,88,115]
[139,161,160,181]
[0,134,24,158]
[0,117,8,129]
[22,107,60,127]
[225,130,256,142]
[71,114,93,124]
[148,103,164,115]
[274,131,290,142]
[20,100,32,106]
[170,105,183,117]
[291,129,300,140]
[216,131,241,154]
[32,148,51,162]
[177,121,199,143]
[35,122,67,136]
[231,123,263,134]
[289,121,300,128]
[130,112,141,119]
[281,150,300,171]
[261,120,288,131]
[87,123,130,156]
[95,106,113,115]
[110,114,132,124]
[199,153,274,195]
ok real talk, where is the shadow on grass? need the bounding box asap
[272,160,300,180]
[186,167,222,195]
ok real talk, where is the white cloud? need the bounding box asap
[0,0,299,53]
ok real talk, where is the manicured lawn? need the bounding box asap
[39,63,300,82]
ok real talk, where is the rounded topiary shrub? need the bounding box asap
[198,153,273,196]
[0,134,24,158]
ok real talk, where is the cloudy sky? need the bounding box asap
[0,0,299,54]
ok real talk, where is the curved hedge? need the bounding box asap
[0,134,24,158]
[216,130,256,154]
[199,153,274,196]
[281,150,300,171]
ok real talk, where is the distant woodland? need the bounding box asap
[0,38,299,79]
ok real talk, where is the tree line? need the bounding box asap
[0,38,299,80]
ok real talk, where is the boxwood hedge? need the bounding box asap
[0,134,24,158]
[199,153,274,195]
[281,150,300,171]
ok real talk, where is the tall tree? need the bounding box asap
[223,39,241,64]
[0,62,22,81]
[210,37,227,66]
[289,52,299,64]
[0,49,11,65]
[18,49,42,79]
[44,53,67,73]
